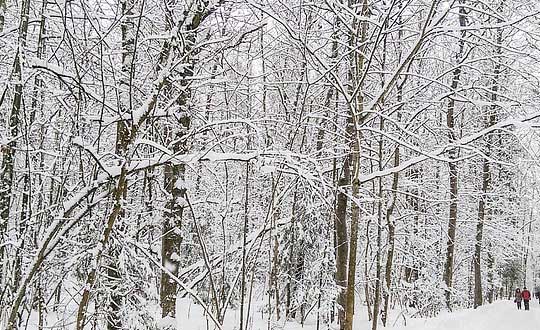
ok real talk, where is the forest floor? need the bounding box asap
[175,298,540,330]
[26,298,540,329]
[391,300,540,330]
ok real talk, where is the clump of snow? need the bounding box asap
[157,316,176,330]
[164,260,177,273]
[260,165,276,173]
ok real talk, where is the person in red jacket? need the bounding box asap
[522,287,531,310]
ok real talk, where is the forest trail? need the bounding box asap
[392,300,540,330]
[175,299,540,330]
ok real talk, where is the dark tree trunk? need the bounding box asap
[106,0,136,326]
[443,5,467,310]
[473,158,489,309]
[1,0,30,314]
[335,159,350,329]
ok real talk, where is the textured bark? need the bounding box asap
[160,102,190,318]
[286,191,302,320]
[371,177,383,330]
[474,19,502,309]
[324,17,350,327]
[382,7,405,324]
[382,146,399,325]
[364,221,373,321]
[343,1,369,329]
[344,160,360,330]
[473,159,488,309]
[239,162,249,330]
[106,0,136,327]
[285,192,295,319]
[487,248,495,303]
[334,158,350,329]
[0,0,5,32]
[76,168,129,330]
[442,86,460,310]
[0,81,17,283]
[271,199,281,320]
[1,0,31,317]
[158,2,216,322]
[160,160,187,318]
[443,5,467,310]
[75,106,131,329]
[106,123,129,330]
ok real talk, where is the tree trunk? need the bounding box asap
[343,1,369,329]
[76,167,129,330]
[487,248,495,303]
[107,0,136,327]
[382,146,399,325]
[0,0,5,32]
[473,158,489,309]
[442,4,467,310]
[1,0,31,313]
[159,2,203,322]
[474,18,503,308]
[335,157,350,329]
[371,176,383,330]
[240,162,249,330]
[270,176,281,321]
[160,142,189,320]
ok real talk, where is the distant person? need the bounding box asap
[522,287,531,310]
[515,288,523,309]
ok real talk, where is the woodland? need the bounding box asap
[1,0,540,329]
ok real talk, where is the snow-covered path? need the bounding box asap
[393,300,540,330]
[177,298,540,330]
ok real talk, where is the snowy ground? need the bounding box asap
[24,298,540,329]
[177,298,540,330]
[392,300,540,330]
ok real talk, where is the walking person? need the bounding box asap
[515,288,523,310]
[522,287,531,310]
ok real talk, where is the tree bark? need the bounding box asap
[473,158,489,308]
[382,146,399,325]
[442,4,467,310]
[0,0,5,32]
[343,3,368,330]
[239,162,249,330]
[106,0,137,327]
[371,176,383,330]
[474,15,503,309]
[75,168,129,330]
[335,159,350,329]
[159,2,208,322]
[160,123,189,320]
[1,0,31,314]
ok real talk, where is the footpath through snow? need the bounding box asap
[176,298,540,330]
[389,300,540,330]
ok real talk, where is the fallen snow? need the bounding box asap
[21,295,539,329]
[175,298,540,330]
[392,300,540,330]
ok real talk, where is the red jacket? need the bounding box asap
[522,290,531,301]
